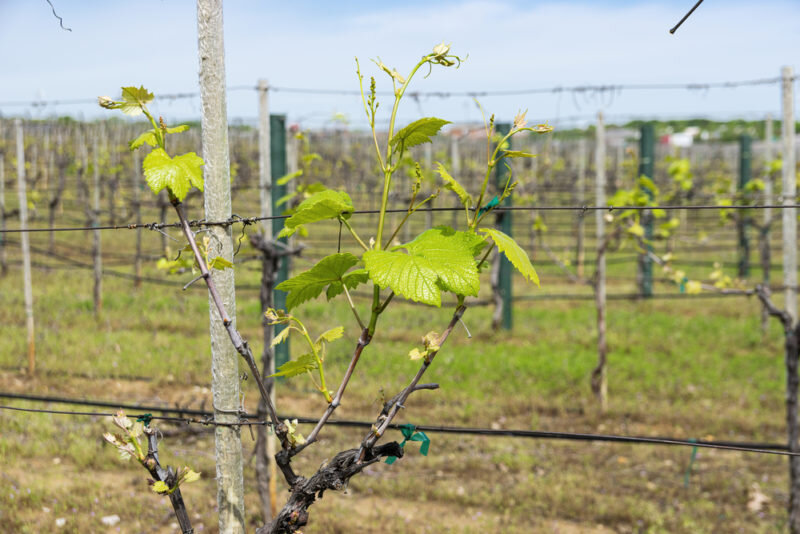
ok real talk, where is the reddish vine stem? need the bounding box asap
[360,304,467,454]
[291,328,372,456]
[171,199,287,448]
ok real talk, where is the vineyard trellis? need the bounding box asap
[1,61,800,531]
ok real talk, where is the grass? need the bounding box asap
[0,191,796,532]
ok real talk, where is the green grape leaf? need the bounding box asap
[627,223,645,237]
[151,481,170,494]
[364,227,479,306]
[390,117,451,153]
[208,256,233,270]
[363,250,441,306]
[142,149,204,201]
[119,86,154,116]
[501,150,537,159]
[276,169,303,186]
[167,125,189,134]
[270,326,292,347]
[270,353,318,378]
[317,326,344,343]
[435,162,472,207]
[480,228,539,286]
[326,268,369,300]
[130,130,157,150]
[275,253,360,310]
[278,189,354,238]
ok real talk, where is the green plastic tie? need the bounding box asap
[386,424,431,464]
[136,413,153,427]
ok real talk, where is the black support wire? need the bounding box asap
[1,75,788,108]
[3,204,800,235]
[0,392,796,456]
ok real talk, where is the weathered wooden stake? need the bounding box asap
[737,134,752,278]
[256,77,279,522]
[197,1,246,532]
[782,66,798,326]
[761,114,775,335]
[92,128,103,316]
[492,123,513,331]
[15,119,35,375]
[576,138,587,277]
[592,112,608,412]
[0,150,6,276]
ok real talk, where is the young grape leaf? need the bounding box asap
[364,227,479,306]
[270,353,318,378]
[390,117,450,154]
[278,189,354,238]
[276,253,360,310]
[119,86,154,116]
[130,130,157,150]
[435,162,472,207]
[167,125,189,134]
[501,150,537,159]
[326,268,369,300]
[142,148,204,201]
[480,228,539,286]
[207,256,233,270]
[271,325,292,347]
[276,169,304,186]
[317,326,344,343]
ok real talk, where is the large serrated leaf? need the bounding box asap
[364,227,480,306]
[402,227,480,297]
[275,253,360,310]
[390,117,450,153]
[142,148,204,201]
[435,162,472,207]
[270,353,318,378]
[278,189,354,238]
[480,228,539,286]
[363,250,442,306]
[119,86,154,116]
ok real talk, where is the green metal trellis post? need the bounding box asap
[638,122,655,297]
[271,114,289,367]
[737,134,752,278]
[495,123,513,330]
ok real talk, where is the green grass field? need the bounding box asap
[0,206,795,533]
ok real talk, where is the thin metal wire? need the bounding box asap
[1,401,797,457]
[2,204,800,234]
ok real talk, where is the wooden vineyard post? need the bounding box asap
[781,64,800,534]
[271,114,290,367]
[782,66,797,325]
[197,1,246,532]
[15,119,35,375]
[761,115,775,334]
[92,127,103,315]
[637,122,655,297]
[592,112,608,411]
[738,134,752,278]
[0,149,6,276]
[576,138,587,277]
[492,123,513,331]
[255,77,279,521]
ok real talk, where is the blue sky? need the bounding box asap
[1,1,798,129]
